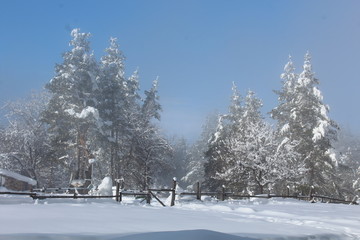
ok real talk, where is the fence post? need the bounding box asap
[196,182,201,200]
[220,185,226,201]
[350,195,358,205]
[309,185,315,203]
[287,185,290,197]
[309,186,314,197]
[171,177,177,206]
[116,181,120,202]
[146,190,151,204]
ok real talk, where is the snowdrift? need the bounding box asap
[0,194,359,240]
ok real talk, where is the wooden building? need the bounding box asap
[0,169,37,191]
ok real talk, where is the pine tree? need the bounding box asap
[42,29,100,185]
[219,90,280,194]
[204,83,243,191]
[205,83,299,194]
[271,56,298,136]
[271,52,338,195]
[333,128,360,197]
[96,37,127,180]
[121,79,172,189]
[270,56,303,190]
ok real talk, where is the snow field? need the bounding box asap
[0,194,359,240]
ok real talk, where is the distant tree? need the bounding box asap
[168,136,189,187]
[333,128,360,197]
[183,111,218,189]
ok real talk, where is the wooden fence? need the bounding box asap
[1,179,358,206]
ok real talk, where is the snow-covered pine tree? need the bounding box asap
[204,83,243,191]
[96,37,128,181]
[270,56,303,191]
[235,91,270,194]
[141,79,162,123]
[205,82,299,194]
[271,55,298,135]
[272,52,338,196]
[122,79,172,189]
[220,90,280,194]
[42,29,100,185]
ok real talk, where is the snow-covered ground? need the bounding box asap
[0,194,359,240]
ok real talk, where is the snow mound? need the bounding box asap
[1,196,360,240]
[96,177,112,196]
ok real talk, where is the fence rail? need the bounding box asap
[1,179,358,206]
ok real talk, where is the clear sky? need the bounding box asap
[1,0,360,141]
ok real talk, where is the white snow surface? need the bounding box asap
[0,195,359,240]
[94,176,113,196]
[0,168,37,186]
[65,106,99,119]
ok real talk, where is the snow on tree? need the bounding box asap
[204,83,243,191]
[271,55,298,136]
[141,79,162,122]
[233,91,274,194]
[204,83,300,194]
[218,90,279,193]
[0,92,60,187]
[271,52,339,196]
[119,79,172,189]
[96,37,129,180]
[42,29,100,186]
[97,45,144,182]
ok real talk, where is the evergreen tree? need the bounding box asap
[333,128,360,197]
[183,112,218,188]
[205,83,298,194]
[204,83,243,191]
[271,52,338,195]
[271,56,298,136]
[217,90,280,194]
[42,29,100,185]
[96,37,127,181]
[169,137,189,187]
[122,79,172,189]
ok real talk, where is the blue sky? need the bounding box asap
[1,0,360,141]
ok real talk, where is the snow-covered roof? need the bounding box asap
[0,168,37,186]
